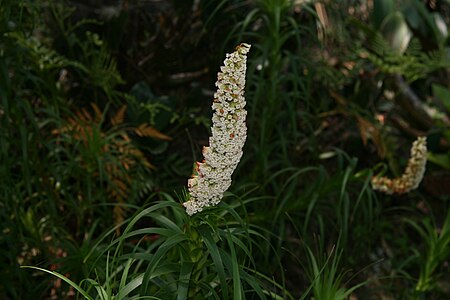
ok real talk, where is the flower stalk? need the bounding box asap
[183,43,251,215]
[371,136,427,194]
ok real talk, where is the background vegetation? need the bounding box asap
[1,0,450,299]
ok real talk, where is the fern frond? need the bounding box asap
[363,32,450,82]
[134,124,172,140]
[111,105,127,126]
[90,103,103,123]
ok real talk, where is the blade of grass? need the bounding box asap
[21,266,94,300]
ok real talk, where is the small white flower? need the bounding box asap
[372,136,427,194]
[183,43,250,216]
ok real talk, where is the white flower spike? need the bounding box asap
[372,136,427,194]
[183,43,251,215]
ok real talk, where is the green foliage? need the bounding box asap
[407,208,450,294]
[354,21,449,82]
[23,194,282,299]
[3,0,450,299]
[301,245,366,300]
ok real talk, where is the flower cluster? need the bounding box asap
[371,136,427,194]
[183,43,251,215]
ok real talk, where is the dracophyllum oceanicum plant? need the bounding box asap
[184,43,251,215]
[371,136,427,194]
[22,44,284,299]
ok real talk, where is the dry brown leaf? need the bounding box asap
[76,110,86,121]
[113,205,124,236]
[330,90,348,107]
[111,105,127,126]
[53,102,156,228]
[90,103,103,123]
[356,115,385,157]
[135,123,172,140]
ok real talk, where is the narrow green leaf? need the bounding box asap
[177,261,193,300]
[116,273,144,299]
[226,233,242,300]
[21,266,94,300]
[198,225,229,300]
